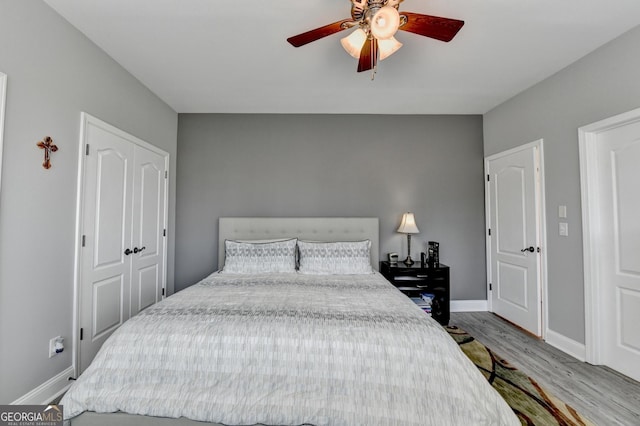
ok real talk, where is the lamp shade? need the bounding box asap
[397,212,420,234]
[378,36,402,60]
[370,6,400,40]
[341,29,367,59]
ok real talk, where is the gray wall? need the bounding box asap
[484,25,640,344]
[0,1,177,403]
[176,114,486,300]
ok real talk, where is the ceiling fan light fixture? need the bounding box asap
[378,36,402,60]
[370,6,400,40]
[287,3,465,75]
[341,28,367,59]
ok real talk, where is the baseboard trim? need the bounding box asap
[451,299,488,312]
[545,328,586,362]
[11,366,75,405]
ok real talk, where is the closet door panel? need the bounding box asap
[80,123,133,373]
[130,145,166,316]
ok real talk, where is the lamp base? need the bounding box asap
[403,233,415,266]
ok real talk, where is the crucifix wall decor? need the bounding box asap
[37,136,58,169]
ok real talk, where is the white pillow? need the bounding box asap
[222,238,297,274]
[297,240,374,275]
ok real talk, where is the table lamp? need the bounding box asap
[397,212,420,265]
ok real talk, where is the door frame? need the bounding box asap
[0,72,7,199]
[578,106,640,365]
[484,139,548,339]
[72,112,169,374]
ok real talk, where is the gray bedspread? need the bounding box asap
[62,272,518,425]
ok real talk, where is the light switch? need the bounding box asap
[559,222,569,236]
[558,205,567,218]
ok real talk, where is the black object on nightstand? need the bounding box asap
[380,261,450,326]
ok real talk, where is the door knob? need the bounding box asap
[139,246,146,253]
[124,248,132,256]
[520,246,535,253]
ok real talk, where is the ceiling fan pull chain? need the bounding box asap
[371,37,377,80]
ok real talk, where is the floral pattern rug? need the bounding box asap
[446,325,594,426]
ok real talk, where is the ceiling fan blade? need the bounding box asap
[287,19,355,47]
[357,38,378,73]
[399,12,464,42]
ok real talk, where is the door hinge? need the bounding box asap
[163,229,166,237]
[82,235,86,247]
[85,144,90,156]
[165,171,168,179]
[488,228,491,236]
[162,288,165,296]
[487,174,490,182]
[80,328,84,341]
[489,283,492,291]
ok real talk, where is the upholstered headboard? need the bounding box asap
[218,217,379,270]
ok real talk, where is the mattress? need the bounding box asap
[62,272,518,425]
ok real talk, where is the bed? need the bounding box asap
[62,217,518,426]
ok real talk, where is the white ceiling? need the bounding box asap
[44,0,640,114]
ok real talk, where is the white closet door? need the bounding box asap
[78,114,169,373]
[80,122,134,373]
[130,145,167,316]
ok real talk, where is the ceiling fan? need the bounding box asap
[287,0,464,74]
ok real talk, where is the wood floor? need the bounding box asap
[450,312,640,426]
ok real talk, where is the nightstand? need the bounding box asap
[380,261,450,326]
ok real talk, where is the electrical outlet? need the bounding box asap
[49,336,64,358]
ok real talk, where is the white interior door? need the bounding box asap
[79,122,134,372]
[130,145,167,316]
[486,143,542,336]
[595,121,640,381]
[77,114,168,373]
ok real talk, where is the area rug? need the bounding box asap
[445,325,594,426]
